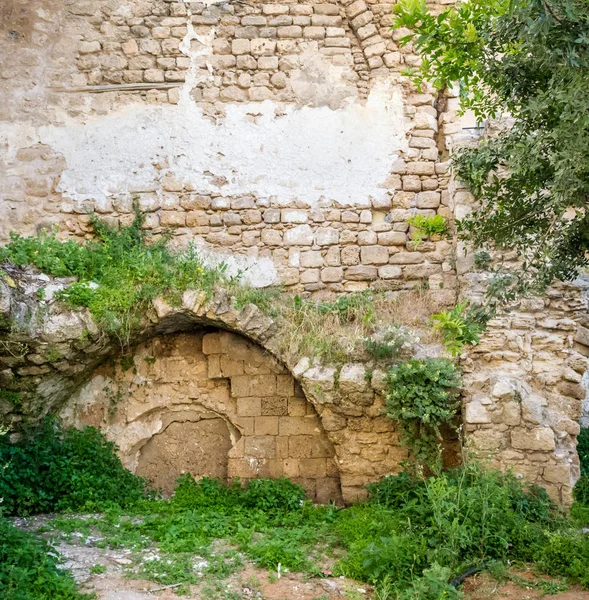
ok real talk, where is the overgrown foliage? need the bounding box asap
[430,301,489,356]
[0,517,92,600]
[6,421,589,598]
[0,212,229,346]
[0,419,148,516]
[393,0,589,302]
[385,358,462,466]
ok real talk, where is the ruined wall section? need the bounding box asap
[1,0,455,300]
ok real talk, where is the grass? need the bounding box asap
[0,211,443,364]
[5,420,589,599]
[20,463,589,600]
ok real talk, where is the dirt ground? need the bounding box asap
[14,515,589,600]
[53,539,366,600]
[463,571,589,600]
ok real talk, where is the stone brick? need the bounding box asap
[160,211,185,227]
[321,267,343,282]
[245,435,276,458]
[236,397,262,416]
[284,224,313,245]
[304,26,326,39]
[511,427,555,452]
[277,26,303,38]
[416,191,441,209]
[251,39,277,55]
[279,416,321,436]
[377,231,406,246]
[360,246,389,265]
[378,265,402,279]
[346,0,367,19]
[345,265,378,281]
[315,227,339,245]
[341,246,360,265]
[232,39,251,55]
[255,416,279,435]
[262,397,288,416]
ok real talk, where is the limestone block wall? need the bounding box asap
[61,331,341,502]
[1,0,455,298]
[2,0,589,505]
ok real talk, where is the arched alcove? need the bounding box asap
[60,330,342,503]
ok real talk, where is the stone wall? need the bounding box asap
[61,331,341,502]
[1,0,588,504]
[1,0,455,298]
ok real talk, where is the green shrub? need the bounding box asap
[430,301,488,356]
[361,534,428,585]
[170,475,242,512]
[385,358,462,466]
[242,477,306,513]
[0,516,91,600]
[535,532,589,587]
[0,419,147,516]
[365,470,426,509]
[170,475,307,514]
[0,212,228,345]
[400,563,463,600]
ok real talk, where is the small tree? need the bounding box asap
[394,0,589,302]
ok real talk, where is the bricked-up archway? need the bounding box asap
[61,331,342,502]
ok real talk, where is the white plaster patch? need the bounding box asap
[25,80,408,209]
[191,242,279,287]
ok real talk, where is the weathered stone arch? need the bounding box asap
[0,271,405,503]
[61,328,342,502]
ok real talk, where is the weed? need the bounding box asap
[385,358,462,466]
[407,214,448,248]
[0,418,148,516]
[0,516,92,600]
[0,211,229,348]
[90,565,106,575]
[430,301,489,356]
[363,326,409,361]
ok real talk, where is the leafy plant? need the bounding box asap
[0,211,228,346]
[0,517,91,600]
[0,419,148,516]
[393,0,589,302]
[430,301,488,356]
[363,326,409,361]
[406,214,448,248]
[385,358,462,466]
[400,563,463,600]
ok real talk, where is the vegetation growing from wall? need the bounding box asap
[0,218,442,363]
[407,214,448,249]
[385,358,462,465]
[430,301,489,356]
[393,0,589,302]
[0,213,229,346]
